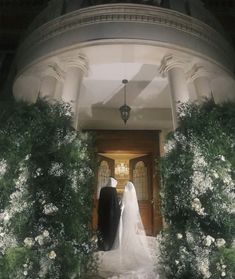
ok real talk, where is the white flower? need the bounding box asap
[216,238,226,248]
[35,168,42,177]
[43,203,58,215]
[219,155,226,162]
[175,260,179,265]
[35,235,44,246]
[191,171,213,197]
[48,250,56,259]
[23,270,28,276]
[191,198,205,216]
[164,139,176,154]
[174,132,186,144]
[221,271,226,277]
[203,235,215,247]
[177,233,183,239]
[197,258,211,278]
[48,162,64,177]
[39,199,46,205]
[10,191,23,203]
[43,230,49,238]
[0,159,7,176]
[212,171,219,179]
[3,211,11,222]
[193,148,207,168]
[185,231,195,245]
[222,265,227,269]
[24,237,34,248]
[223,174,233,185]
[25,154,30,161]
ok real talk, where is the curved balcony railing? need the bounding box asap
[25,0,225,36]
[18,4,233,60]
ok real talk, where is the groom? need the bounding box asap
[98,177,121,251]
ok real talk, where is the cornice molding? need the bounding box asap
[16,4,234,70]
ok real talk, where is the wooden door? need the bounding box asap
[92,154,115,230]
[130,155,153,235]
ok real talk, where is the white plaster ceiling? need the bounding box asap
[13,43,235,130]
[77,61,173,129]
[80,62,169,109]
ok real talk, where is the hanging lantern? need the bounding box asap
[119,79,131,124]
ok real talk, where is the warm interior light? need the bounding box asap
[115,161,129,176]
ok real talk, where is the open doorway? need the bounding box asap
[98,153,147,195]
[97,152,153,235]
[92,130,162,236]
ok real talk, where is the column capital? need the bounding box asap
[47,63,65,82]
[62,54,88,76]
[187,64,216,82]
[159,54,190,77]
[37,63,65,82]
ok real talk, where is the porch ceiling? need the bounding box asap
[80,63,170,110]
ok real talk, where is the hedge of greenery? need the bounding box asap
[0,100,96,279]
[160,101,235,279]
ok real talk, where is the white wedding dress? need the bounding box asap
[98,182,159,279]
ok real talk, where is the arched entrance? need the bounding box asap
[93,130,162,236]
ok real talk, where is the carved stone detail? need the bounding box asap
[187,64,217,82]
[22,62,65,82]
[159,54,190,77]
[62,54,89,76]
[43,63,65,81]
[17,4,233,66]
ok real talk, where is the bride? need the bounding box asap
[98,181,158,279]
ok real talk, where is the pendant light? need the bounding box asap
[119,79,131,124]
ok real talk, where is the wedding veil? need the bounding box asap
[99,182,156,278]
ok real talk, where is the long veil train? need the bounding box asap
[98,182,158,278]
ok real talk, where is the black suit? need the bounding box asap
[98,186,121,251]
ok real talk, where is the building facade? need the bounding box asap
[12,0,235,234]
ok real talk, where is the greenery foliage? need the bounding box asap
[160,101,235,279]
[0,100,96,278]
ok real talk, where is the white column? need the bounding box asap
[160,54,190,129]
[189,65,213,101]
[54,81,63,100]
[62,55,88,129]
[39,64,64,100]
[40,75,57,99]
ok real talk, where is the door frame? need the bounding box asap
[94,130,162,235]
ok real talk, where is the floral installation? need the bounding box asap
[160,101,235,279]
[0,100,97,278]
